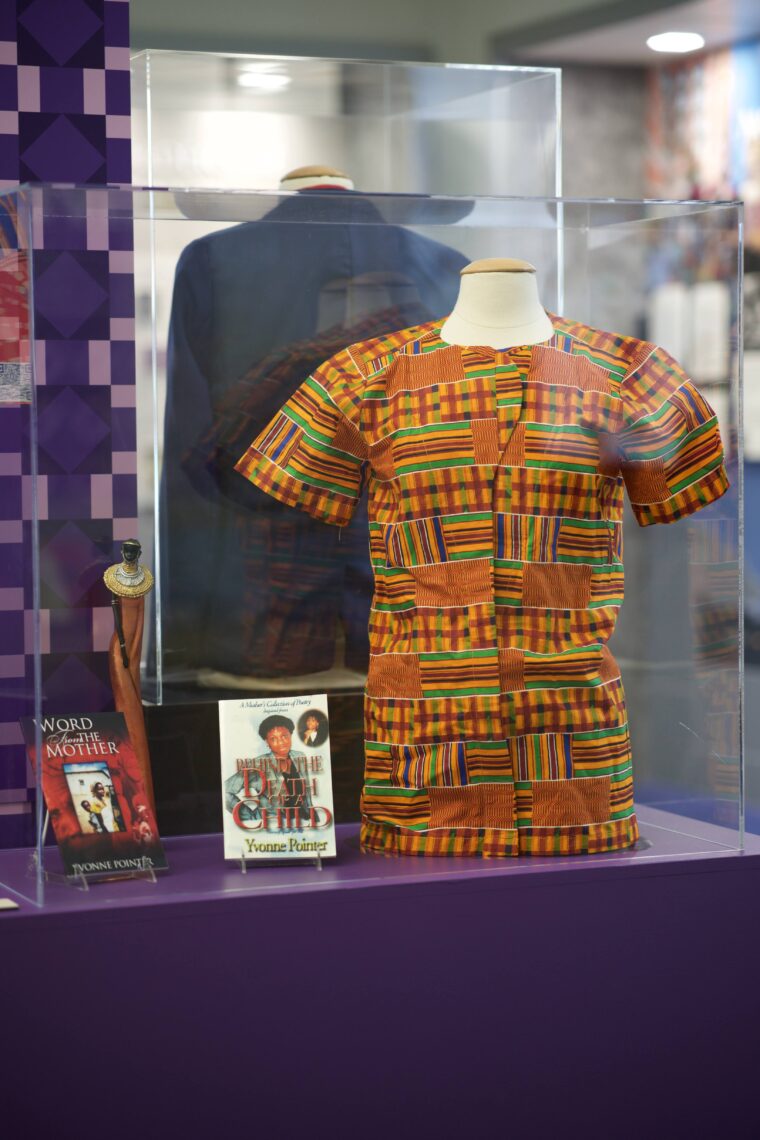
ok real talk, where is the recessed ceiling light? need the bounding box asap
[646,31,705,54]
[237,71,291,91]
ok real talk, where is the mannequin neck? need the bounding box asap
[441,267,553,349]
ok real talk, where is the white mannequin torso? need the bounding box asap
[440,258,554,349]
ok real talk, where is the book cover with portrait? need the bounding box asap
[219,694,336,861]
[21,712,167,878]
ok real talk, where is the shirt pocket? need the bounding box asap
[378,515,493,569]
[556,516,619,567]
[381,517,449,568]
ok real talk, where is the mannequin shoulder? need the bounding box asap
[548,314,653,380]
[345,318,444,380]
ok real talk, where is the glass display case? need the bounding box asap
[130,51,562,198]
[0,183,743,904]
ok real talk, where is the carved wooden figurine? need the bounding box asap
[103,540,156,813]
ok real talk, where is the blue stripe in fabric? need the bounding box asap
[432,516,448,561]
[680,385,706,422]
[457,743,467,784]
[564,736,573,778]
[271,422,297,460]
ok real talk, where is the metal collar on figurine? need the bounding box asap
[103,562,154,598]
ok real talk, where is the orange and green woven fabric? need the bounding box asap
[236,314,728,857]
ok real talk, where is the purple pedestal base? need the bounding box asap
[2,812,759,1137]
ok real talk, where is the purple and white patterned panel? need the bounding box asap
[0,0,134,848]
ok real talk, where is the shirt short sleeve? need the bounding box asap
[234,345,368,526]
[616,344,729,526]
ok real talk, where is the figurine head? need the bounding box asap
[121,539,141,565]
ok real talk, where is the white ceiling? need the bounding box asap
[513,0,760,66]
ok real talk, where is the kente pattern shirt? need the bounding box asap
[235,315,728,857]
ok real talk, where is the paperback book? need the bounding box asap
[21,712,167,878]
[219,694,336,861]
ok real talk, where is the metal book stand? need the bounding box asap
[239,844,324,874]
[29,811,159,891]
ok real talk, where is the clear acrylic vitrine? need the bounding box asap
[0,183,743,904]
[130,50,562,198]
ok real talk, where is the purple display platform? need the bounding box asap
[0,805,755,914]
[3,809,760,1137]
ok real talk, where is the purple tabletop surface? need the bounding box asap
[0,803,757,918]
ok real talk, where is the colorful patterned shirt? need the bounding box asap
[235,315,728,857]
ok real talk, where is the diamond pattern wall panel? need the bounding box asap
[0,1,133,847]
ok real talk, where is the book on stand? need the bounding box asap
[219,694,336,861]
[21,712,167,878]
